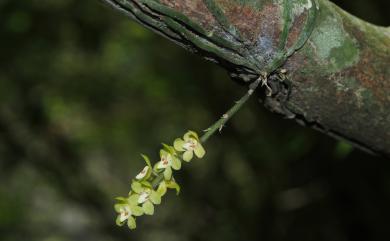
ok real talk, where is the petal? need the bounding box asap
[194,144,206,158]
[138,192,149,204]
[141,154,152,168]
[163,167,172,180]
[183,132,191,141]
[116,215,125,226]
[173,138,185,152]
[184,130,198,141]
[142,201,154,215]
[140,181,152,188]
[131,205,144,216]
[117,205,131,222]
[119,212,130,223]
[183,141,193,151]
[171,156,181,170]
[157,160,170,169]
[128,194,140,206]
[159,149,168,158]
[162,143,175,154]
[131,181,143,194]
[166,154,173,166]
[189,130,199,139]
[182,150,193,162]
[127,216,137,230]
[135,166,149,180]
[153,162,160,172]
[158,155,171,169]
[115,197,127,202]
[114,203,124,213]
[150,191,161,205]
[157,181,167,197]
[166,180,181,195]
[156,161,165,169]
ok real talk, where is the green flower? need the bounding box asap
[155,145,181,180]
[114,198,143,229]
[135,154,153,180]
[174,131,205,161]
[130,181,161,215]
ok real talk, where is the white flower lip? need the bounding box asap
[119,206,131,222]
[135,166,149,180]
[157,154,172,169]
[138,191,150,204]
[183,139,197,151]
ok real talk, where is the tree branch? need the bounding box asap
[101,0,390,158]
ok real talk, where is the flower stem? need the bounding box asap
[200,77,261,143]
[151,77,262,189]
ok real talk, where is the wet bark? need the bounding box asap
[101,0,390,158]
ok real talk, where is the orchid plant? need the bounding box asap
[115,77,263,230]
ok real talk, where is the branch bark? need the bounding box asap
[101,0,390,158]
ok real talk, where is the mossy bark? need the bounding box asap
[102,0,390,158]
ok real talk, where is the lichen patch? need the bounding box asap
[310,15,360,72]
[311,16,345,60]
[291,0,313,18]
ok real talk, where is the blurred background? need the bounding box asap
[0,0,389,241]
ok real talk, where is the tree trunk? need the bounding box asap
[101,0,390,158]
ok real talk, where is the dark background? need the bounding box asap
[0,1,389,241]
